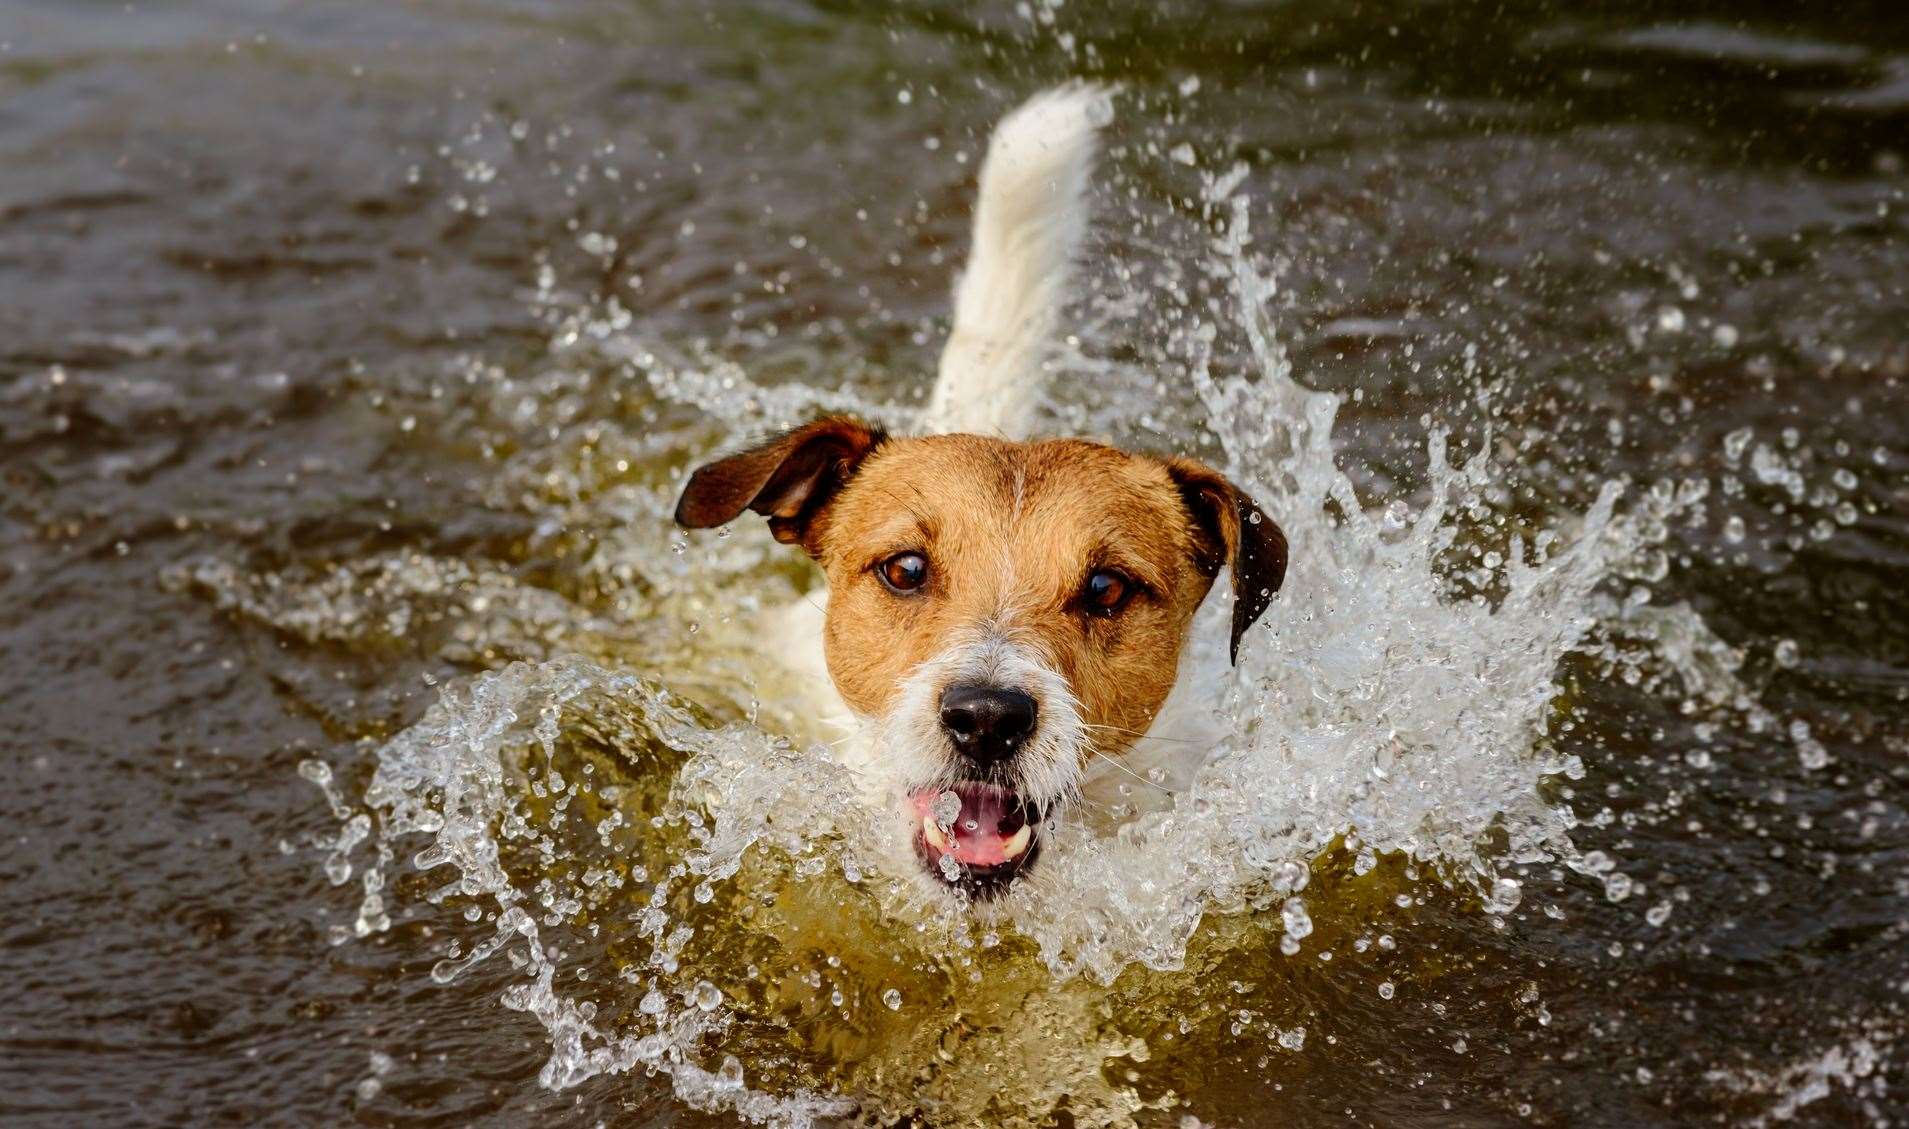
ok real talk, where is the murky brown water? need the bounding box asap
[3,1,1907,1125]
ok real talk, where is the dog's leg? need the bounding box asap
[925,84,1112,440]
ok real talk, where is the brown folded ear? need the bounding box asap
[1166,457,1289,664]
[675,416,884,551]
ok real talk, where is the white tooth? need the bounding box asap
[922,816,948,850]
[1002,824,1032,859]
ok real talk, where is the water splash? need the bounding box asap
[304,185,1815,1122]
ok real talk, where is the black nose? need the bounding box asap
[939,684,1038,763]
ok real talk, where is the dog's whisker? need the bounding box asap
[1080,722,1201,745]
[1083,745,1174,794]
[1059,790,1114,815]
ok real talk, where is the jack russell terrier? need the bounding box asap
[675,86,1287,899]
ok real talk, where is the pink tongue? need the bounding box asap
[910,787,1022,867]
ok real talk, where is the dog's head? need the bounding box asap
[676,417,1286,898]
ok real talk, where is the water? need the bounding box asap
[3,1,1906,1126]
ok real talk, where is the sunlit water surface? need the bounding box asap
[3,1,1906,1126]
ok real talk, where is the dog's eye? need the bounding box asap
[1081,569,1132,615]
[878,551,930,593]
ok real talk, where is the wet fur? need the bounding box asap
[675,86,1287,890]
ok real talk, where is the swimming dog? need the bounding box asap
[675,86,1286,899]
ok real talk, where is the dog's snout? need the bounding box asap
[939,684,1038,762]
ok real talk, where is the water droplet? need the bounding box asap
[691,980,722,1012]
[1378,981,1395,1000]
[1273,859,1309,893]
[882,988,903,1010]
[1773,639,1799,668]
[1281,897,1313,940]
[1371,742,1395,780]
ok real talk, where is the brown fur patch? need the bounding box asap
[1164,456,1290,662]
[810,434,1221,758]
[675,417,885,546]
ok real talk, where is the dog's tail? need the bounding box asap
[924,83,1112,439]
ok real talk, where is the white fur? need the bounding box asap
[922,83,1112,440]
[858,627,1087,808]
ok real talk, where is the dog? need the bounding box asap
[674,86,1287,899]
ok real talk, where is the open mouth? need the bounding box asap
[908,781,1042,898]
